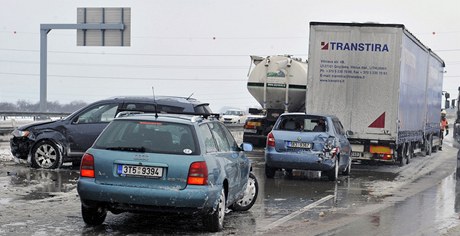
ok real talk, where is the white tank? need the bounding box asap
[247,55,308,112]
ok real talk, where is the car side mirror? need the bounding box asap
[240,142,253,152]
[346,130,354,136]
[72,117,80,124]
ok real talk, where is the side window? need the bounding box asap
[218,123,240,151]
[75,103,118,124]
[198,124,218,153]
[122,103,157,113]
[208,122,231,152]
[333,119,345,135]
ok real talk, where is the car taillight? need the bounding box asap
[187,161,208,185]
[80,153,95,178]
[331,147,339,157]
[267,132,275,147]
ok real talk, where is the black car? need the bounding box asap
[10,96,212,169]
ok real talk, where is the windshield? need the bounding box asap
[93,120,199,155]
[225,110,242,115]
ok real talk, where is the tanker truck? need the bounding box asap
[306,22,445,166]
[243,55,308,147]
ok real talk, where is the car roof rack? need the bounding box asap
[116,110,144,118]
[117,109,220,120]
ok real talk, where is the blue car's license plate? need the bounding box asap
[287,141,311,149]
[117,165,163,178]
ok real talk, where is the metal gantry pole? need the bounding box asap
[38,22,124,112]
[40,28,49,112]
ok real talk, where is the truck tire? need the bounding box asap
[432,142,438,153]
[398,144,406,167]
[425,136,432,156]
[406,142,414,164]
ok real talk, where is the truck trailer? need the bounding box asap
[243,55,308,147]
[306,22,445,166]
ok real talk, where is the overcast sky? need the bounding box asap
[1,0,459,112]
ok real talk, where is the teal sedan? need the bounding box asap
[77,113,258,232]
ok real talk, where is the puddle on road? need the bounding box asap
[319,172,460,236]
[351,169,398,182]
[0,164,79,201]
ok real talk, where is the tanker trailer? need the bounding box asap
[243,55,308,147]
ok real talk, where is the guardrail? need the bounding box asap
[0,111,71,135]
[0,111,71,120]
[0,111,243,136]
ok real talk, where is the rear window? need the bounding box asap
[93,120,199,155]
[194,104,212,114]
[275,115,328,132]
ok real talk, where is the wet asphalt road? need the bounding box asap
[1,135,460,235]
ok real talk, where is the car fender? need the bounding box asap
[31,129,67,156]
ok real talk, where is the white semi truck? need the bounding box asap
[243,55,308,147]
[306,22,445,166]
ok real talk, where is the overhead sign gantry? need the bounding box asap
[40,7,131,111]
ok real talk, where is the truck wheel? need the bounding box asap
[398,144,406,167]
[432,143,438,153]
[406,142,413,164]
[265,165,276,178]
[31,140,62,169]
[425,136,432,156]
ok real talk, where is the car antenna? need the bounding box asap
[186,92,194,100]
[152,86,158,118]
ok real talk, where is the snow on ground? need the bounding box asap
[0,148,13,162]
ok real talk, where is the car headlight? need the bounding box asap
[12,129,30,138]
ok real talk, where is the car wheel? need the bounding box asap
[203,188,226,232]
[326,158,339,181]
[31,140,62,169]
[265,165,276,178]
[81,204,107,226]
[341,157,351,176]
[230,173,258,211]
